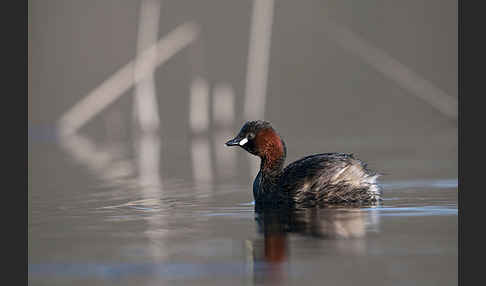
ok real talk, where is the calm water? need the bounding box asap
[28,132,457,286]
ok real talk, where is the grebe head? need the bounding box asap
[226,121,286,163]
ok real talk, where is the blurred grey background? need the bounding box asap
[28,0,457,183]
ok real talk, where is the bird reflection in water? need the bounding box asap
[248,205,379,284]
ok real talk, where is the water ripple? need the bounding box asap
[380,179,458,190]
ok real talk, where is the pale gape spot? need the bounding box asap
[239,137,249,146]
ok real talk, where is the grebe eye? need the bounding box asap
[248,133,255,140]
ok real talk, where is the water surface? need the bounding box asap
[28,134,457,286]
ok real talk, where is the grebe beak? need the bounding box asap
[225,137,244,146]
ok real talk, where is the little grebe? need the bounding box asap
[226,120,381,208]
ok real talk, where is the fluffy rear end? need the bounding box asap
[292,157,381,207]
[283,153,381,207]
[320,158,381,204]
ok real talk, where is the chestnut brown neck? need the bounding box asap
[255,128,287,176]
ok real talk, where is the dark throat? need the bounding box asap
[256,137,288,204]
